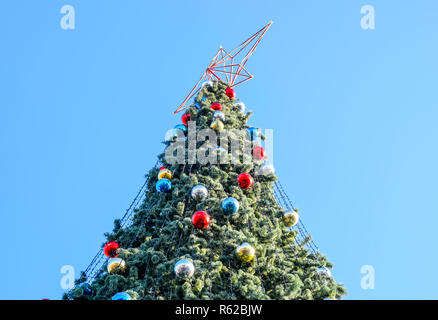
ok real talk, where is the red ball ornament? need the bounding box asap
[104,241,120,258]
[225,87,235,99]
[192,211,211,229]
[181,113,191,126]
[159,166,166,171]
[237,173,254,189]
[210,103,222,111]
[253,147,265,160]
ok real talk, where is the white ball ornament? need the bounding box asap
[191,185,208,201]
[174,259,195,279]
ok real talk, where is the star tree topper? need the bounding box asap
[173,21,273,114]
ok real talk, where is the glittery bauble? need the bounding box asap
[194,102,201,110]
[213,111,225,122]
[210,120,224,132]
[237,173,254,189]
[210,103,222,111]
[236,243,255,262]
[156,178,172,193]
[192,211,211,229]
[284,210,299,227]
[247,127,260,140]
[112,292,132,300]
[103,241,119,258]
[181,113,191,126]
[174,259,195,279]
[191,185,208,201]
[260,162,275,175]
[221,197,239,215]
[234,102,246,113]
[253,146,265,160]
[225,87,235,99]
[158,169,172,180]
[107,257,126,274]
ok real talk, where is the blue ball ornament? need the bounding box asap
[174,124,187,135]
[112,292,132,300]
[156,178,172,193]
[193,96,206,105]
[222,197,240,215]
[247,127,260,140]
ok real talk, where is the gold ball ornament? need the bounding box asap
[158,169,172,180]
[210,119,224,132]
[236,242,255,262]
[107,257,126,274]
[284,209,299,227]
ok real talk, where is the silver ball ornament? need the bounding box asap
[213,111,225,122]
[201,80,213,88]
[191,185,208,201]
[234,102,246,113]
[174,259,195,279]
[260,162,275,176]
[317,267,332,278]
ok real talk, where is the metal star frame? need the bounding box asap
[173,21,273,114]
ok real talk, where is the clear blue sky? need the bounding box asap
[1,0,437,299]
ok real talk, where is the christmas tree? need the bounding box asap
[64,23,346,301]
